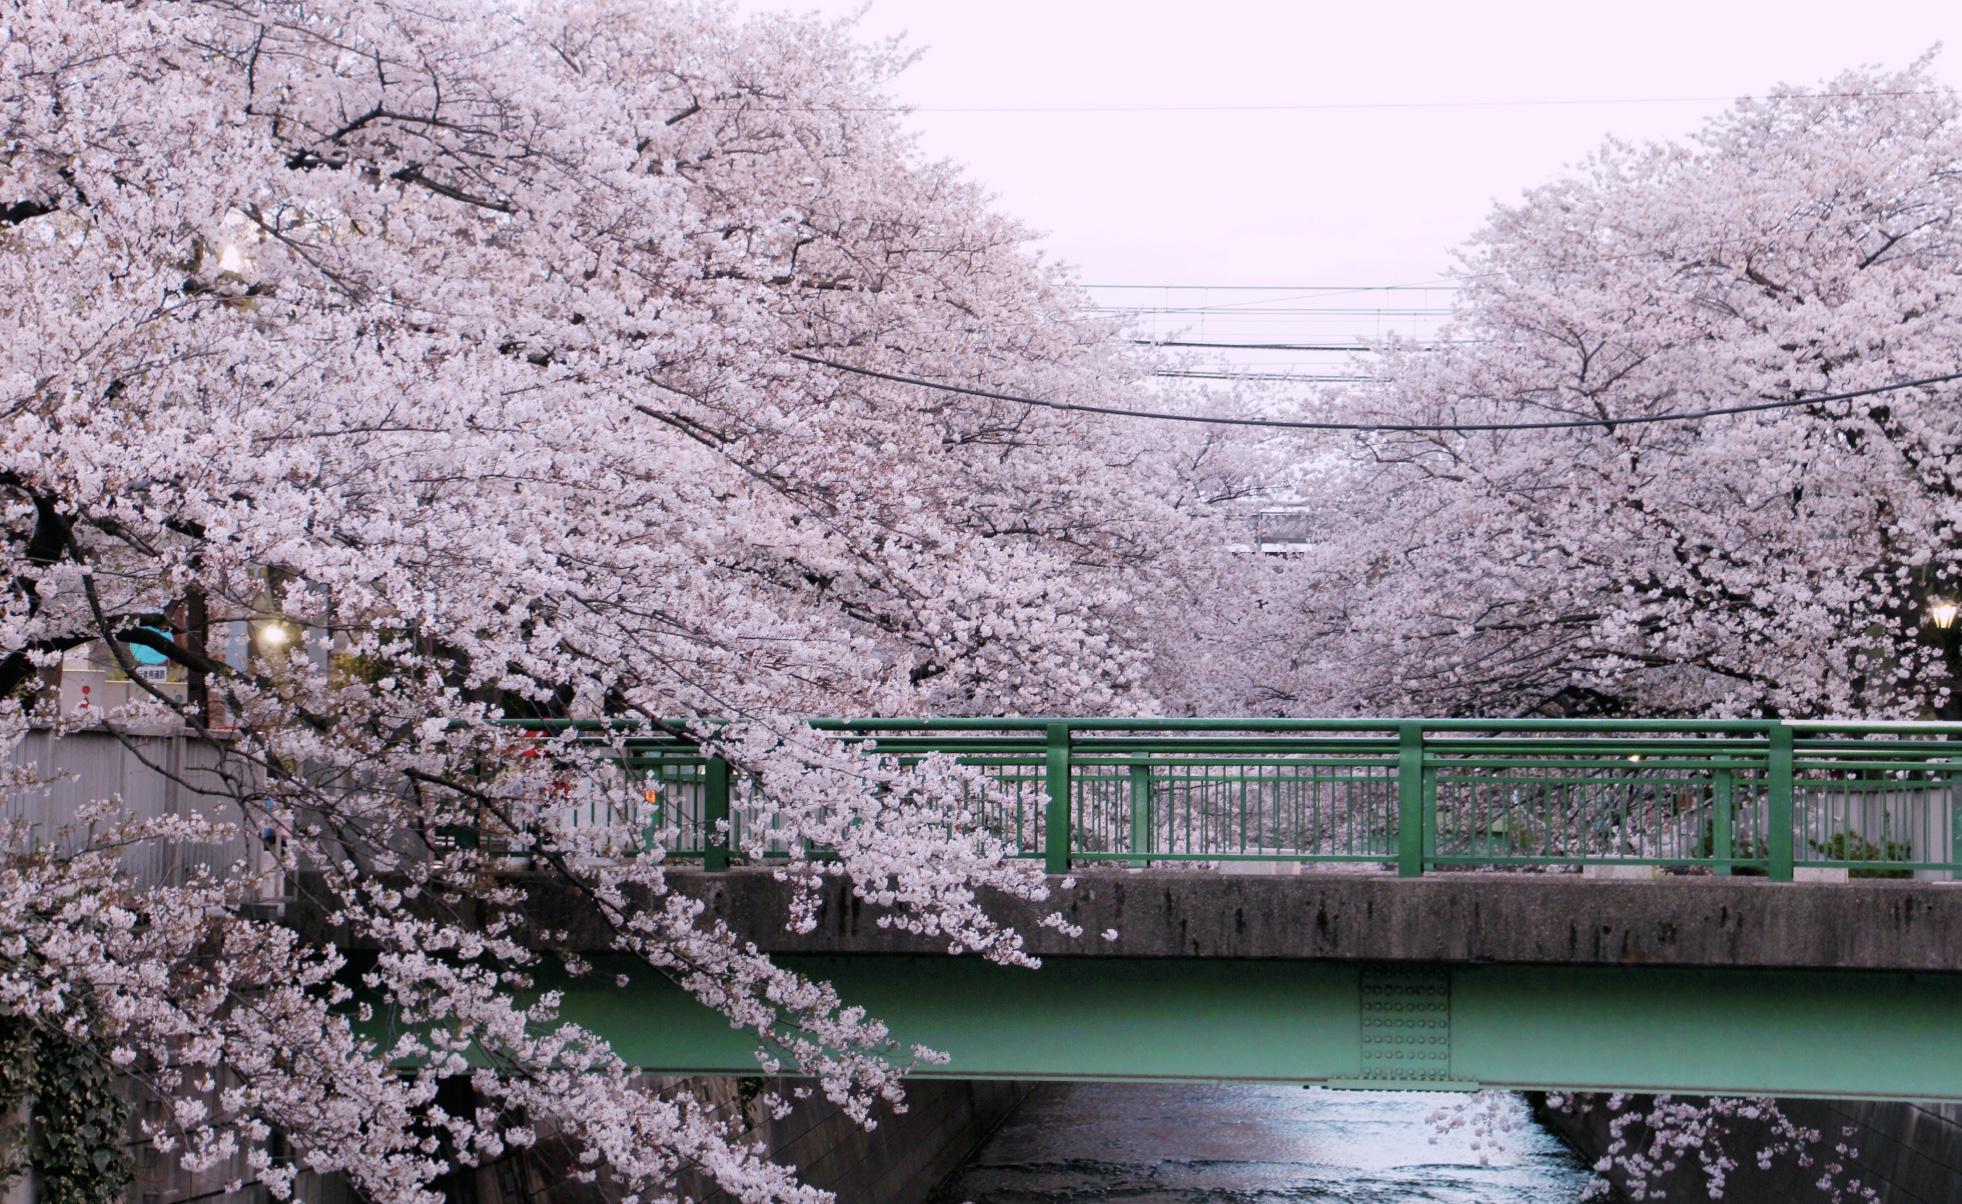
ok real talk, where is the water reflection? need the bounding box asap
[936,1083,1592,1202]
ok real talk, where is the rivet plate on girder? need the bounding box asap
[1327,965,1478,1092]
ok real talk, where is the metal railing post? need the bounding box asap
[1767,724,1795,882]
[1952,768,1961,883]
[703,754,731,872]
[1128,761,1153,868]
[1952,776,1961,883]
[1045,723,1072,875]
[1712,763,1734,876]
[1398,722,1425,877]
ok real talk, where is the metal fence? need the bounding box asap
[23,721,1948,882]
[528,718,1962,880]
[3,727,269,890]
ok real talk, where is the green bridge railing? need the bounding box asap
[509,718,1962,881]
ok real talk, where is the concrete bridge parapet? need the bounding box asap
[288,867,1962,974]
[655,868,1962,973]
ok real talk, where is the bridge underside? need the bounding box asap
[305,871,1962,1101]
[556,955,1962,1102]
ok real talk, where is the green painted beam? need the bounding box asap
[557,957,1363,1082]
[1450,965,1962,1101]
[532,956,1962,1103]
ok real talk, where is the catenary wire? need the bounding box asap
[788,354,1962,434]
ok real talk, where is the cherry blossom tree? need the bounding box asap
[1258,55,1962,719]
[0,0,1257,1198]
[1264,56,1960,1204]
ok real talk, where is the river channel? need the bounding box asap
[934,1083,1595,1203]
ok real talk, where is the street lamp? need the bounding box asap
[1929,598,1962,721]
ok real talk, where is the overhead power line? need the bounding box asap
[710,89,1948,117]
[1090,283,1458,292]
[1081,234,1899,303]
[1092,306,1451,318]
[788,354,1962,435]
[1135,339,1459,352]
[1088,280,1463,307]
[1153,370,1382,383]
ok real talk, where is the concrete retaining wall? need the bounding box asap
[682,1077,1027,1203]
[502,1077,1027,1204]
[1534,1093,1962,1202]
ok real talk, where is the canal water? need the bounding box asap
[934,1083,1595,1203]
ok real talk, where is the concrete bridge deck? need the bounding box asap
[302,870,1962,1101]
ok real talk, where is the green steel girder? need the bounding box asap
[535,956,1962,1102]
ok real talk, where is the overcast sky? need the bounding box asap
[735,2,1960,279]
[737,0,1962,368]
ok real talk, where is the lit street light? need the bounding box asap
[1930,598,1962,720]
